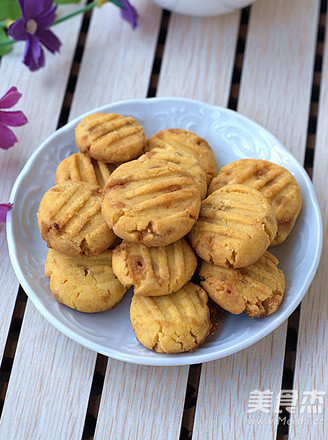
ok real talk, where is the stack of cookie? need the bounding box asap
[38,112,148,313]
[37,111,302,355]
[102,127,219,354]
[192,159,302,319]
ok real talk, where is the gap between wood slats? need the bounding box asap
[147,10,171,98]
[178,7,251,440]
[0,287,27,417]
[275,2,326,439]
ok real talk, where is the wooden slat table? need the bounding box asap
[0,0,326,438]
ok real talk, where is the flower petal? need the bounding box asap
[0,87,22,109]
[37,6,57,29]
[23,35,45,71]
[41,0,55,15]
[0,204,13,223]
[0,122,18,149]
[120,0,138,29]
[17,0,26,15]
[0,111,28,127]
[21,0,44,20]
[8,18,28,42]
[36,28,61,54]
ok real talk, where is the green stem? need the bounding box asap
[52,0,123,26]
[109,0,124,7]
[0,39,19,47]
[52,1,96,26]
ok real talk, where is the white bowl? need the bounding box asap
[149,0,256,17]
[7,97,322,366]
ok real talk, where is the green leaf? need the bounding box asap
[0,27,11,56]
[0,0,21,21]
[54,0,82,4]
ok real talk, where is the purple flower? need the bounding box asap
[8,0,61,72]
[120,0,138,29]
[0,87,28,150]
[0,204,13,223]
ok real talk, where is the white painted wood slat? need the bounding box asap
[193,0,320,438]
[156,11,241,105]
[238,0,319,163]
[69,0,163,118]
[288,11,328,440]
[0,7,99,439]
[95,361,188,440]
[0,302,95,439]
[195,328,287,439]
[193,326,288,440]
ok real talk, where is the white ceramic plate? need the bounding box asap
[7,97,322,366]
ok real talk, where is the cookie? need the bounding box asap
[55,152,116,189]
[130,282,212,353]
[142,147,207,199]
[102,158,201,246]
[75,112,145,163]
[199,251,285,318]
[38,180,116,257]
[145,128,218,185]
[112,238,197,296]
[189,184,277,268]
[208,159,302,245]
[45,249,126,313]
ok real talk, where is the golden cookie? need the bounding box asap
[102,158,201,246]
[75,112,145,163]
[189,184,277,268]
[130,282,212,353]
[45,249,126,313]
[142,147,207,199]
[112,238,197,296]
[55,152,116,189]
[145,128,218,185]
[199,251,285,318]
[38,181,116,257]
[208,159,302,245]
